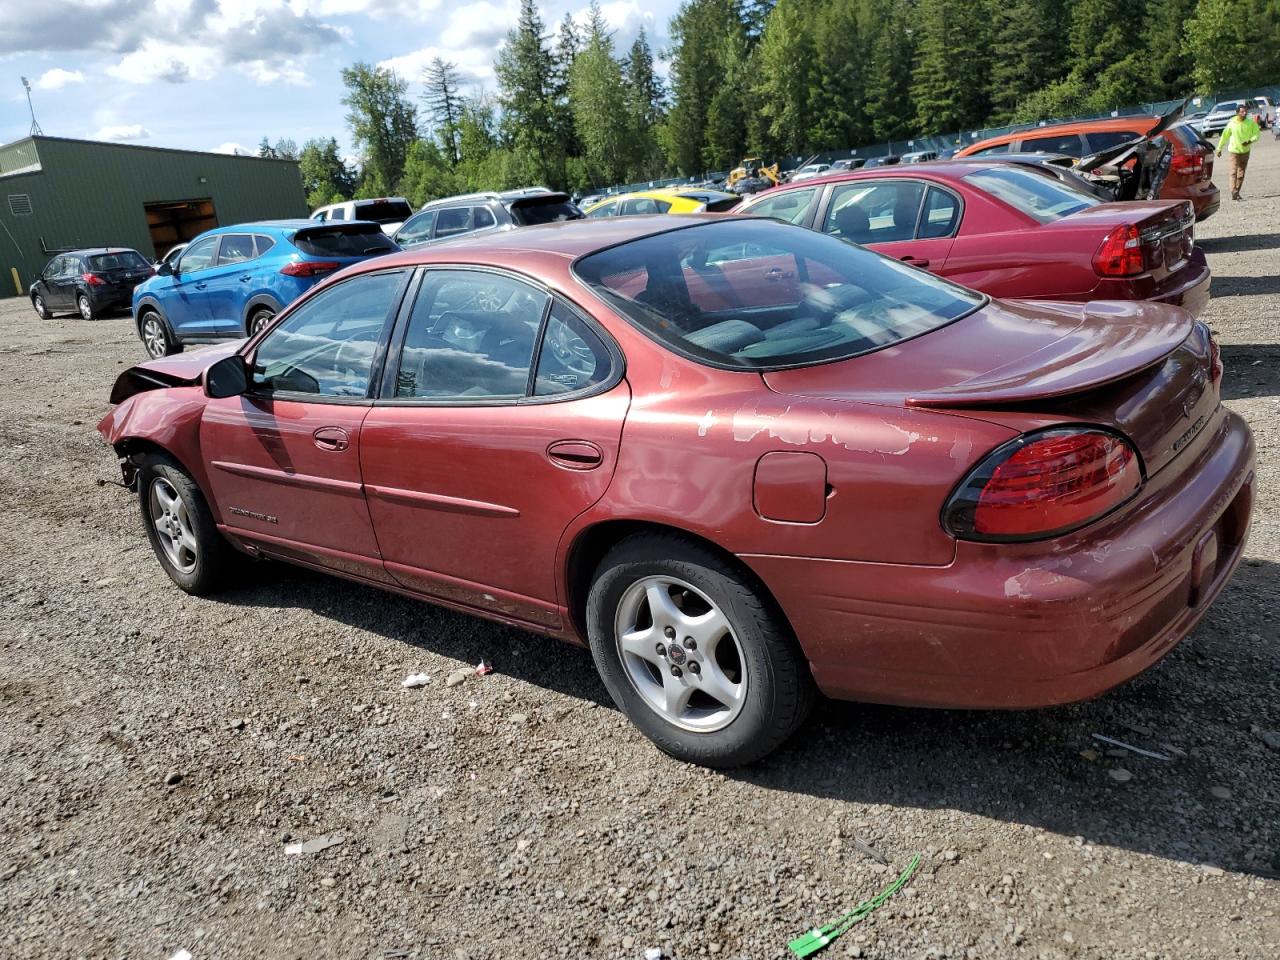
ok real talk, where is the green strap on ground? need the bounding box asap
[787,853,922,958]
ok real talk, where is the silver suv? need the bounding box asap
[393,188,583,249]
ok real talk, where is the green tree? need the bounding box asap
[666,0,750,173]
[1186,0,1280,91]
[703,26,752,168]
[755,0,814,155]
[863,0,916,142]
[623,28,666,179]
[570,3,629,186]
[1142,0,1196,98]
[400,138,460,206]
[257,137,299,160]
[496,0,564,187]
[987,0,1069,122]
[298,138,356,209]
[340,63,419,194]
[805,0,870,149]
[421,57,464,164]
[911,0,992,133]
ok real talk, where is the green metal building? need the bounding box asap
[0,136,307,298]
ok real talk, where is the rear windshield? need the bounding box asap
[353,200,413,224]
[573,218,983,370]
[1167,123,1213,151]
[700,195,743,213]
[964,166,1100,222]
[293,223,398,258]
[510,196,583,226]
[1211,101,1244,113]
[88,251,149,272]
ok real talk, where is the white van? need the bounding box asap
[309,197,414,236]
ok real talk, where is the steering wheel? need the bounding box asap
[545,321,595,375]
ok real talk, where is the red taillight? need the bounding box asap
[81,272,105,286]
[1171,152,1203,177]
[943,429,1143,541]
[1093,224,1145,277]
[280,260,340,278]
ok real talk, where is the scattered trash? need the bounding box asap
[401,673,431,689]
[1210,785,1232,800]
[851,836,888,866]
[169,951,193,960]
[445,669,470,688]
[1092,733,1171,761]
[284,832,345,856]
[787,853,921,957]
[643,949,670,960]
[475,660,494,676]
[1108,768,1133,782]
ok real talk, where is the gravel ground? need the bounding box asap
[2,143,1278,960]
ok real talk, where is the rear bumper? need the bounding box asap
[89,286,138,312]
[1148,247,1211,317]
[743,408,1254,709]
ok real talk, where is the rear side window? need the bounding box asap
[88,251,149,271]
[747,188,817,225]
[965,166,1101,222]
[354,200,413,224]
[534,303,614,396]
[919,187,961,239]
[293,224,396,257]
[474,207,497,229]
[254,235,276,256]
[585,201,617,219]
[1084,130,1140,153]
[217,234,255,265]
[328,207,347,221]
[434,207,473,239]
[968,142,1011,156]
[1019,132,1085,157]
[510,197,582,225]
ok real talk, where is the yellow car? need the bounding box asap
[583,187,741,218]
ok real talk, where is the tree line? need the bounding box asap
[268,0,1280,209]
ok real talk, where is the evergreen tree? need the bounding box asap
[806,0,870,149]
[703,26,752,168]
[400,139,460,206]
[755,0,814,155]
[495,0,564,187]
[911,0,993,133]
[1185,0,1280,91]
[1142,0,1197,98]
[1067,0,1150,109]
[340,63,419,194]
[623,28,666,179]
[571,2,630,186]
[863,0,916,142]
[422,57,464,164]
[666,0,751,173]
[988,0,1069,122]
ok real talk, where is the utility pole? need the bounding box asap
[21,77,43,136]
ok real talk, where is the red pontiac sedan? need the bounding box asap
[99,216,1254,766]
[739,162,1211,317]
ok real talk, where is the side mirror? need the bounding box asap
[205,354,249,399]
[156,261,173,277]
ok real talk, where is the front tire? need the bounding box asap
[32,293,50,320]
[77,294,95,321]
[137,453,234,595]
[586,533,815,767]
[139,311,180,358]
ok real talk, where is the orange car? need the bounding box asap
[957,117,1220,221]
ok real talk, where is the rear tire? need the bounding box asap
[140,311,180,359]
[586,533,815,767]
[77,294,94,321]
[137,453,234,595]
[32,293,50,320]
[248,307,275,337]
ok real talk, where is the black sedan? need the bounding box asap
[30,248,154,321]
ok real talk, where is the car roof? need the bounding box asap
[759,162,990,192]
[962,115,1160,152]
[61,247,142,256]
[421,187,557,208]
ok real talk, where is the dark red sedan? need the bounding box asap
[740,162,1211,317]
[99,216,1254,766]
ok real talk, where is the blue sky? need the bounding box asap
[2,0,672,158]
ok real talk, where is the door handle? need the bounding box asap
[900,255,930,268]
[547,440,603,470]
[312,426,350,452]
[239,275,251,282]
[763,267,794,281]
[194,281,207,289]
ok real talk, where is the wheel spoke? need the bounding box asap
[687,607,731,649]
[619,626,662,666]
[646,582,686,629]
[179,528,198,554]
[696,658,742,709]
[662,673,694,717]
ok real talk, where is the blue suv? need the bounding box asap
[132,220,398,358]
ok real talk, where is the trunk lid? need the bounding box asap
[1049,199,1196,283]
[763,298,1214,476]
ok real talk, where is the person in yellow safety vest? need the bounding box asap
[1216,102,1261,201]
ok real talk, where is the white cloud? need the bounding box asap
[35,68,85,90]
[95,123,151,141]
[379,0,518,88]
[212,141,252,155]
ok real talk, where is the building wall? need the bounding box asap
[0,137,307,298]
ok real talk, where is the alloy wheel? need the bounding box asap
[614,575,748,733]
[250,310,273,336]
[149,477,198,574]
[142,316,168,358]
[78,295,93,321]
[33,295,46,319]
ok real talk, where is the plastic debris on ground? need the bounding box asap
[1091,733,1171,761]
[475,659,494,676]
[643,949,671,960]
[284,832,345,856]
[401,673,431,689]
[852,835,888,865]
[787,852,921,958]
[169,951,193,960]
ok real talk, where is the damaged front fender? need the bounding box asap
[107,340,246,404]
